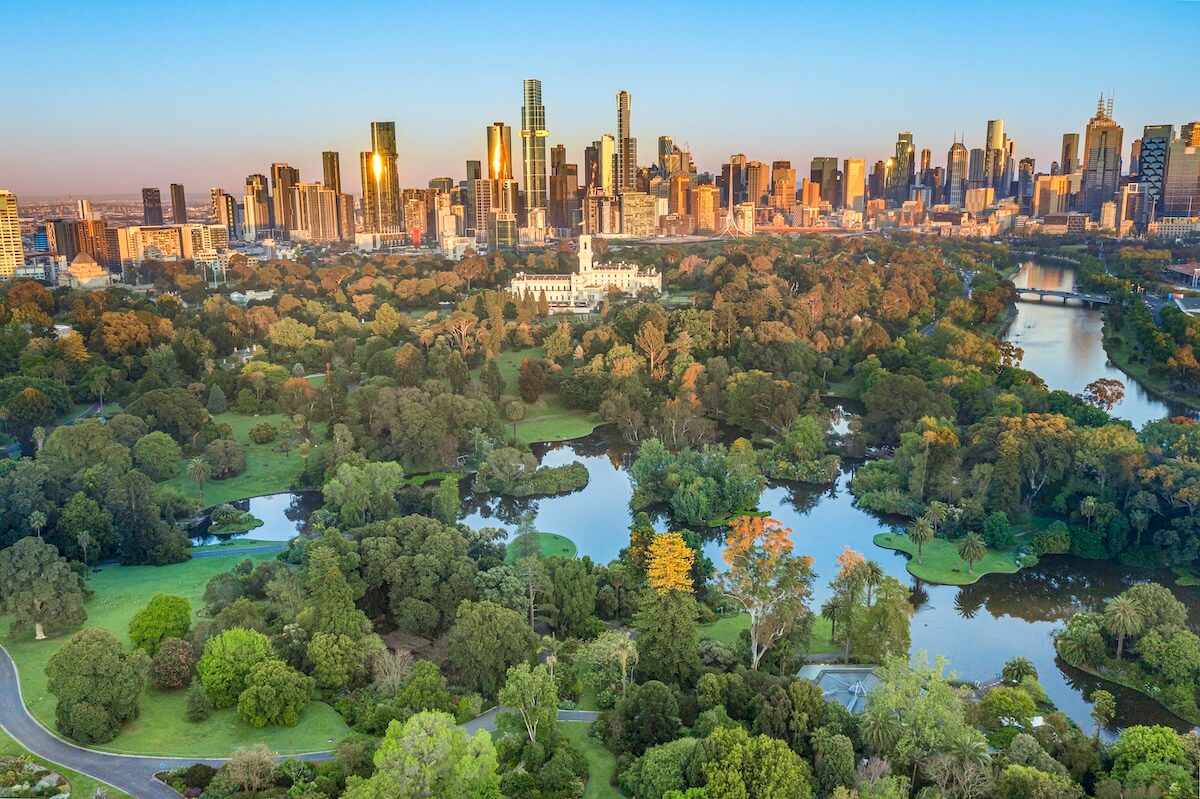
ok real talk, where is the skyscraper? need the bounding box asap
[549,145,579,233]
[984,120,1005,192]
[464,160,482,236]
[842,159,865,212]
[142,188,163,225]
[946,141,969,208]
[658,136,674,173]
[968,148,985,189]
[0,190,23,277]
[594,135,616,196]
[1138,125,1174,221]
[360,122,401,233]
[243,174,272,239]
[889,133,914,202]
[1081,94,1124,217]
[1162,125,1200,217]
[486,122,513,180]
[810,157,839,207]
[170,183,187,224]
[270,163,301,234]
[746,161,769,206]
[1060,133,1080,175]
[322,151,342,193]
[520,79,549,222]
[616,90,637,193]
[211,189,238,239]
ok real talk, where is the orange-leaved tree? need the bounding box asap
[646,532,695,595]
[719,516,815,670]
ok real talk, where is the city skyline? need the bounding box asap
[4,0,1197,198]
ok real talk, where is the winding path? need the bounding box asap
[0,643,598,799]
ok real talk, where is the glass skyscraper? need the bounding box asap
[520,79,548,220]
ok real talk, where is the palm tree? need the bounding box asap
[1129,509,1149,547]
[908,519,934,565]
[950,731,991,771]
[860,706,901,756]
[29,510,47,538]
[957,533,987,574]
[861,560,885,605]
[923,501,950,535]
[1001,656,1037,685]
[1056,628,1095,668]
[1102,596,1145,661]
[1080,496,1098,533]
[821,596,842,640]
[540,636,564,681]
[187,458,212,500]
[32,426,46,453]
[90,371,110,414]
[610,633,638,697]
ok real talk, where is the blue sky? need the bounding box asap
[4,0,1197,198]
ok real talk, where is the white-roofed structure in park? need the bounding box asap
[508,235,661,312]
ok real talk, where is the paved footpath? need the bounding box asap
[0,643,598,799]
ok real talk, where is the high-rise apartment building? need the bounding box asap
[616,90,637,193]
[0,191,24,277]
[746,161,769,206]
[620,192,656,236]
[1081,95,1124,217]
[242,174,272,240]
[170,184,187,224]
[1162,127,1200,217]
[549,146,579,233]
[270,163,301,234]
[889,133,914,202]
[1034,174,1071,217]
[669,172,693,215]
[142,188,164,225]
[360,122,401,233]
[984,120,1005,192]
[593,135,616,196]
[1061,133,1080,176]
[946,141,968,208]
[486,122,513,182]
[690,183,721,232]
[810,157,839,207]
[520,79,549,221]
[1138,125,1174,221]
[842,159,865,212]
[211,189,238,239]
[322,151,342,193]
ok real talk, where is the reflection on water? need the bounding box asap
[190,491,323,545]
[1005,261,1192,428]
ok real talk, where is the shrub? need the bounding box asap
[983,511,1015,548]
[223,745,276,793]
[236,659,314,728]
[248,423,278,444]
[181,763,217,791]
[129,594,192,655]
[149,637,194,690]
[197,628,272,707]
[204,439,246,479]
[185,680,211,722]
[1033,522,1071,555]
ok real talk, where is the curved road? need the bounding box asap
[0,643,597,799]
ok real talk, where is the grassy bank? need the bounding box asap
[697,613,837,655]
[1103,328,1200,412]
[505,532,577,563]
[557,722,621,799]
[1059,655,1199,726]
[0,728,133,799]
[478,347,601,445]
[160,412,328,507]
[1,553,349,757]
[873,532,1022,585]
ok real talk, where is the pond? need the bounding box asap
[189,491,323,546]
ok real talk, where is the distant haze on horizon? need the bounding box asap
[4,0,1197,199]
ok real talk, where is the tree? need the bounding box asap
[0,537,87,639]
[448,601,538,698]
[616,680,681,755]
[299,545,371,640]
[1083,378,1125,412]
[148,637,194,690]
[699,725,814,799]
[1090,690,1116,742]
[815,734,855,796]
[196,627,273,707]
[124,388,207,444]
[1001,657,1037,686]
[647,532,695,595]
[1108,725,1186,781]
[995,764,1083,799]
[541,556,597,637]
[128,594,191,655]
[237,658,314,728]
[431,476,460,525]
[851,576,912,664]
[308,631,383,692]
[45,628,148,744]
[907,519,934,565]
[957,533,987,574]
[504,398,526,440]
[1102,595,1145,661]
[719,516,815,670]
[498,663,557,744]
[634,589,700,687]
[517,359,545,403]
[204,439,246,478]
[132,432,182,480]
[322,461,406,527]
[343,711,501,799]
[206,384,228,414]
[480,358,505,401]
[223,745,277,793]
[186,457,211,499]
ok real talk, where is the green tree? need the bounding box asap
[1089,690,1116,742]
[128,594,191,655]
[1001,656,1037,686]
[480,358,505,401]
[907,519,933,565]
[196,627,272,707]
[132,432,182,480]
[0,537,87,639]
[1102,595,1145,661]
[634,589,700,687]
[299,545,371,640]
[541,556,597,638]
[517,360,545,403]
[431,476,460,525]
[206,384,228,414]
[448,601,538,698]
[699,725,813,799]
[343,711,502,799]
[322,461,407,526]
[186,457,211,499]
[148,637,194,690]
[994,764,1084,799]
[1108,725,1186,781]
[850,576,911,664]
[957,532,987,574]
[45,628,148,744]
[616,680,681,755]
[497,663,557,744]
[815,734,855,795]
[307,631,384,692]
[1138,624,1200,684]
[236,658,314,728]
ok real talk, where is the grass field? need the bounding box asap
[557,722,621,799]
[873,532,1021,585]
[1104,332,1200,412]
[697,613,837,655]
[1,553,350,757]
[476,347,601,445]
[505,532,578,564]
[0,728,132,799]
[160,412,328,507]
[191,538,276,552]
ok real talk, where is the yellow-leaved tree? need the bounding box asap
[646,532,695,595]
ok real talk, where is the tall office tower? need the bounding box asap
[919,148,932,175]
[76,199,94,220]
[982,120,1005,192]
[616,90,637,192]
[800,179,821,207]
[463,160,482,234]
[322,151,342,192]
[1034,175,1071,216]
[889,133,915,202]
[1081,94,1124,217]
[270,163,301,234]
[658,136,674,173]
[520,79,549,222]
[0,190,23,278]
[929,167,946,205]
[551,144,567,173]
[1017,158,1036,213]
[1138,125,1174,221]
[471,178,494,238]
[810,157,839,207]
[429,177,454,193]
[142,188,164,225]
[360,122,401,233]
[946,141,969,208]
[242,174,272,239]
[1162,128,1200,216]
[842,159,865,212]
[668,172,692,215]
[869,161,886,199]
[689,183,721,232]
[594,135,616,196]
[169,183,187,224]
[1129,139,1142,177]
[583,144,598,188]
[968,148,985,189]
[549,152,579,232]
[486,122,513,180]
[720,155,747,208]
[1051,161,1060,176]
[289,182,341,242]
[211,189,238,239]
[746,161,769,206]
[1061,133,1080,176]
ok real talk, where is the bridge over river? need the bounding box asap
[1014,287,1111,306]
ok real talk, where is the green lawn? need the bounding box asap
[190,538,276,552]
[0,727,133,799]
[1,553,350,757]
[873,532,1021,585]
[505,532,578,564]
[1103,332,1200,412]
[558,722,621,799]
[476,347,602,445]
[697,613,837,655]
[160,412,328,507]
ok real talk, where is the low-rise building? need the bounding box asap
[508,235,661,310]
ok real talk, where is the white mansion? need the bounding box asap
[509,235,662,311]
